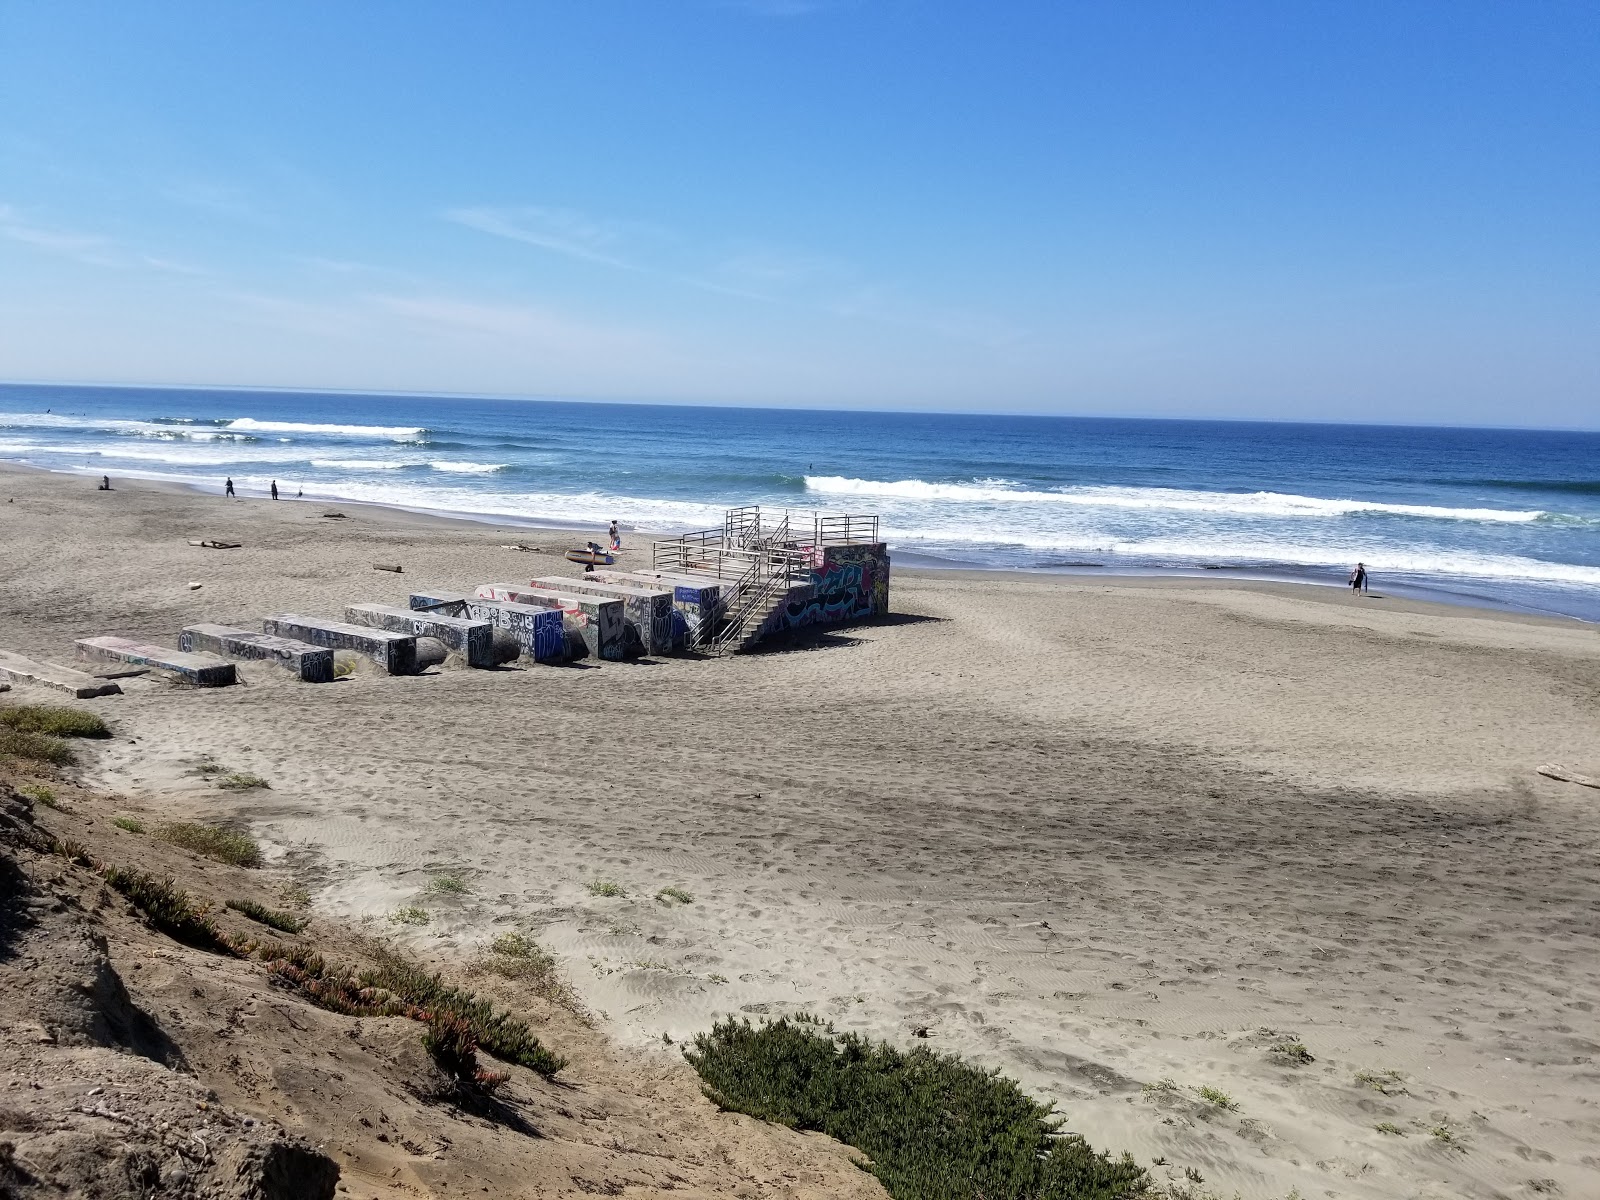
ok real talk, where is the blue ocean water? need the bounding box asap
[3,383,1599,621]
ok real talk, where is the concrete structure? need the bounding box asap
[343,603,495,668]
[593,570,723,648]
[528,575,677,656]
[744,542,891,648]
[475,584,628,661]
[261,614,417,675]
[179,624,335,683]
[76,636,236,688]
[0,649,122,698]
[408,592,570,663]
[652,507,888,652]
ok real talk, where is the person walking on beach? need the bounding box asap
[225,477,235,498]
[270,480,279,501]
[609,519,621,551]
[1350,562,1368,595]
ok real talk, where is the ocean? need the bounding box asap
[3,383,1598,621]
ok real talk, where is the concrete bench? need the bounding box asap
[528,575,677,655]
[76,636,236,688]
[343,603,495,668]
[592,570,722,646]
[179,624,335,683]
[0,649,123,698]
[408,593,571,663]
[474,584,628,661]
[261,614,417,675]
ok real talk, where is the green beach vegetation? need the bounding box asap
[225,898,308,933]
[685,1015,1148,1199]
[0,705,110,738]
[156,821,262,867]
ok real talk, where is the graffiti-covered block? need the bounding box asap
[180,623,335,683]
[409,592,569,663]
[262,614,417,675]
[593,570,721,648]
[76,636,237,687]
[529,575,676,656]
[344,603,494,668]
[474,584,628,661]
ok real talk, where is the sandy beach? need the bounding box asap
[3,462,1599,1200]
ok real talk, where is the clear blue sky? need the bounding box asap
[1,1,1595,425]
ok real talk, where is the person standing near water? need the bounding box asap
[270,480,279,501]
[1350,562,1368,594]
[609,519,621,551]
[225,477,235,497]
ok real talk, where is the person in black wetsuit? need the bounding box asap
[1349,562,1368,594]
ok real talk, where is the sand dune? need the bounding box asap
[3,463,1598,1198]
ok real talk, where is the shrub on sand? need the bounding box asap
[225,898,307,933]
[101,867,235,954]
[685,1016,1148,1200]
[0,705,110,738]
[112,816,145,833]
[155,821,262,867]
[20,783,60,808]
[259,942,564,1078]
[217,771,270,791]
[586,878,625,898]
[0,728,75,766]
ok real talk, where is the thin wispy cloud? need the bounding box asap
[162,179,266,223]
[444,203,1024,347]
[0,204,118,267]
[446,206,639,269]
[0,203,207,275]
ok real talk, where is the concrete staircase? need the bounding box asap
[653,506,879,654]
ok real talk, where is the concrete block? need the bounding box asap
[76,636,236,688]
[593,570,722,646]
[178,624,335,683]
[343,603,495,668]
[0,651,122,698]
[528,575,677,655]
[474,584,628,660]
[408,593,569,663]
[261,614,417,675]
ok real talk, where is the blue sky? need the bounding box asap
[0,1,1595,425]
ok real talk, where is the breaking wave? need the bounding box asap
[804,476,1546,524]
[224,418,425,439]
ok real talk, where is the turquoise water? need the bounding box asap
[3,383,1598,620]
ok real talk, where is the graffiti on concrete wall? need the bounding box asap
[753,543,890,639]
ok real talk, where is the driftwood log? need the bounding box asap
[1537,763,1600,790]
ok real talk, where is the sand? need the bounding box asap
[3,462,1599,1199]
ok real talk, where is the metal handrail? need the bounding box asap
[711,563,796,652]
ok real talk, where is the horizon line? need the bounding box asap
[2,377,1597,436]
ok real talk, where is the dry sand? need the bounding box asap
[3,463,1599,1199]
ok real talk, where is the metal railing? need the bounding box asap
[710,560,804,653]
[653,505,879,651]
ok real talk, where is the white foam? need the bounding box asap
[310,458,412,471]
[428,460,504,474]
[224,418,424,439]
[804,476,1545,524]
